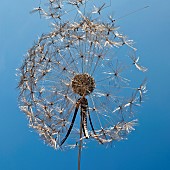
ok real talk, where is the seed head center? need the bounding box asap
[71,73,95,96]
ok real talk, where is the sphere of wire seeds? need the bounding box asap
[18,9,147,149]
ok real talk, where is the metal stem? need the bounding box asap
[78,115,83,170]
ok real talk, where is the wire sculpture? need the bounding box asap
[18,0,147,152]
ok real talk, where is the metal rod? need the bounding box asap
[78,116,83,170]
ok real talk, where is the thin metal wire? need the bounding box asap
[78,116,83,170]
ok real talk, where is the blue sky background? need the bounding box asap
[0,0,170,170]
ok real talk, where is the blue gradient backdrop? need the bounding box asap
[0,0,169,170]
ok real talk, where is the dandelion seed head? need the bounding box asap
[17,0,147,150]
